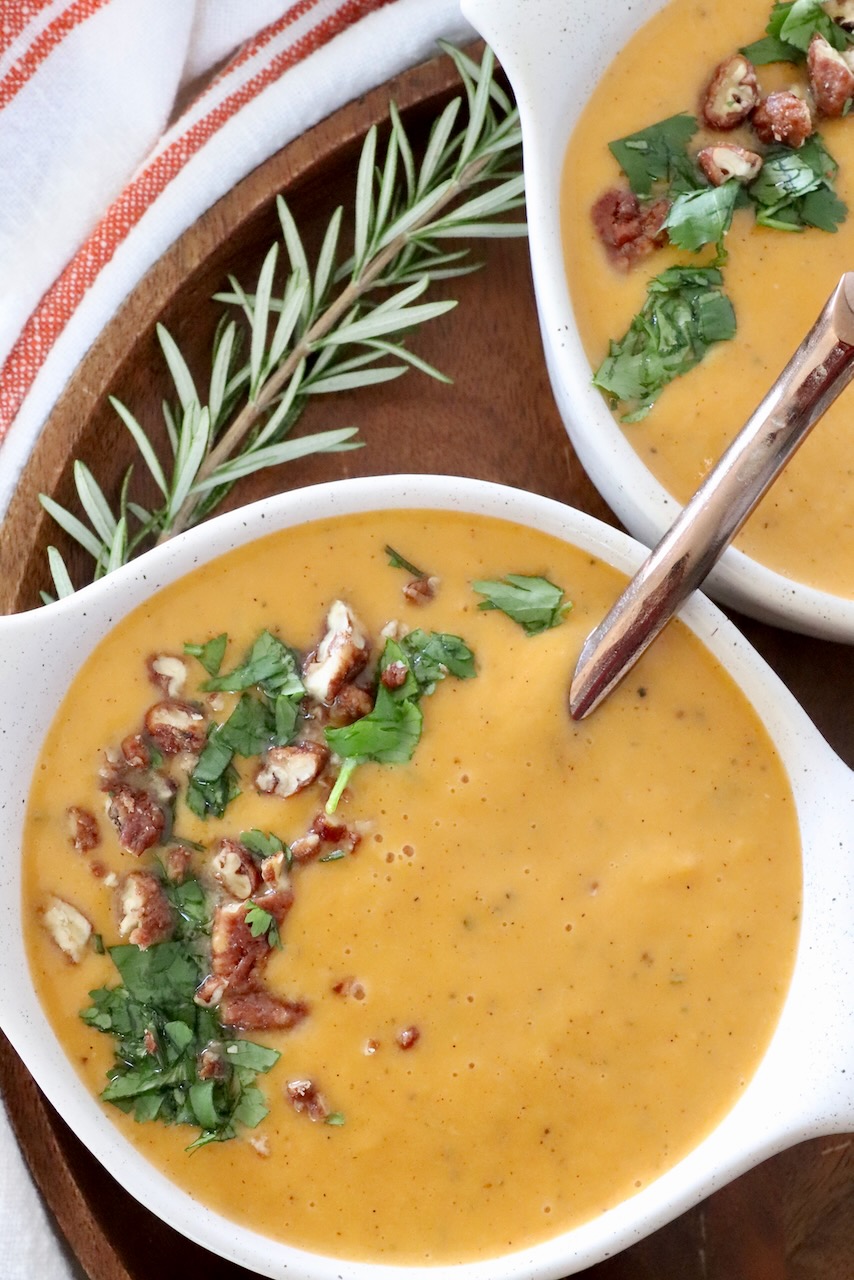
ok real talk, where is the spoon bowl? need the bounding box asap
[0,474,852,1278]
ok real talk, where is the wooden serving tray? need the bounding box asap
[1,44,852,1280]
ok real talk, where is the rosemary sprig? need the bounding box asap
[40,43,525,600]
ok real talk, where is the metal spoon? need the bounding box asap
[570,271,854,720]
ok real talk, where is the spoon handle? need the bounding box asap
[570,272,854,720]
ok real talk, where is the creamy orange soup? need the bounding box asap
[23,509,800,1263]
[562,0,854,596]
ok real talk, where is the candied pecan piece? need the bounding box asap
[220,990,308,1031]
[254,742,328,798]
[211,900,271,991]
[591,188,670,271]
[311,811,361,852]
[144,699,206,755]
[396,1025,421,1050]
[197,1043,227,1080]
[121,733,150,770]
[194,974,227,1008]
[329,682,374,726]
[302,600,370,703]
[286,1078,330,1121]
[752,92,814,147]
[825,0,854,31]
[162,844,192,883]
[118,870,174,949]
[212,837,261,900]
[701,53,760,128]
[42,895,92,962]
[697,143,762,186]
[402,575,439,605]
[380,660,409,690]
[146,653,188,698]
[290,832,322,863]
[807,33,854,117]
[107,783,165,855]
[66,805,100,853]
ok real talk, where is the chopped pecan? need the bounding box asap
[824,1,854,31]
[118,870,173,949]
[121,733,150,770]
[194,974,227,1008]
[42,896,92,962]
[807,33,854,116]
[591,188,670,271]
[162,844,192,883]
[402,575,439,605]
[752,92,814,146]
[144,699,206,755]
[220,989,308,1031]
[329,682,374,725]
[396,1025,421,1050]
[380,660,409,690]
[260,850,291,892]
[66,805,100,853]
[311,811,361,853]
[289,832,322,863]
[697,143,762,186]
[286,1078,329,1121]
[254,742,328,798]
[302,600,370,703]
[106,784,165,856]
[701,53,760,128]
[147,653,188,698]
[197,1043,227,1080]
[212,838,261,900]
[210,900,271,992]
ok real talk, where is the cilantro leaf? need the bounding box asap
[240,829,288,860]
[740,33,802,62]
[472,575,571,635]
[385,544,426,578]
[184,633,228,677]
[593,266,736,420]
[400,630,476,692]
[326,686,423,764]
[664,182,739,252]
[748,136,846,231]
[608,114,699,197]
[203,631,304,698]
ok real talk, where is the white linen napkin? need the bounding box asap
[0,2,474,1274]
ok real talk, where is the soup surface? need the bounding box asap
[562,0,854,596]
[23,508,801,1263]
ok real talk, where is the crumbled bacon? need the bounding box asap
[302,600,370,703]
[396,1025,421,1050]
[118,870,174,949]
[701,53,760,128]
[144,700,207,755]
[106,784,166,856]
[212,838,261,900]
[66,805,100,853]
[254,742,328,798]
[146,653,188,698]
[286,1078,330,1121]
[752,92,813,147]
[591,188,670,271]
[210,901,272,992]
[220,989,308,1031]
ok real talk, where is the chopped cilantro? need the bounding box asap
[81,940,280,1148]
[472,575,571,636]
[325,1111,346,1125]
[608,113,699,197]
[161,874,210,940]
[744,0,853,63]
[202,631,304,698]
[327,686,424,764]
[245,902,281,948]
[184,632,228,677]
[748,136,846,231]
[240,829,290,863]
[400,629,476,692]
[593,266,736,420]
[319,849,347,863]
[385,544,426,578]
[664,182,740,252]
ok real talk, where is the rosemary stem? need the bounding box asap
[160,150,492,543]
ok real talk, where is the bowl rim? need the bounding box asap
[1,473,852,1280]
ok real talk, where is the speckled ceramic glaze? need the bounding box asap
[462,0,854,641]
[0,476,852,1278]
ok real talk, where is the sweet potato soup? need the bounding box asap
[562,0,854,596]
[23,509,800,1264]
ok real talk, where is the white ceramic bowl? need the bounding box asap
[0,475,852,1278]
[461,0,854,642]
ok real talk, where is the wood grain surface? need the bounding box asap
[0,43,852,1280]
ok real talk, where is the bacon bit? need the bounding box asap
[825,0,854,29]
[396,1025,421,1050]
[254,742,329,798]
[402,575,439,605]
[701,53,760,129]
[807,33,854,117]
[120,733,150,771]
[289,832,322,863]
[380,660,409,690]
[197,1044,227,1080]
[118,871,174,949]
[591,188,670,271]
[89,860,107,879]
[144,700,207,755]
[331,975,366,1000]
[220,990,308,1031]
[106,784,166,856]
[212,838,261,901]
[147,653,188,698]
[66,805,100,853]
[302,600,371,703]
[255,883,295,926]
[286,1078,330,1121]
[42,896,92,962]
[162,844,192,883]
[329,682,373,726]
[752,92,813,147]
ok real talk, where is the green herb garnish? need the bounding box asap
[748,136,847,231]
[593,266,736,420]
[202,631,304,698]
[244,903,282,948]
[472,574,571,635]
[608,114,699,198]
[743,0,853,63]
[385,544,426,578]
[240,829,290,863]
[184,633,228,677]
[664,182,740,252]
